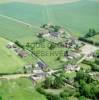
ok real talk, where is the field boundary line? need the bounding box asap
[0,14,42,30]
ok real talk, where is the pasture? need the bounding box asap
[0,37,25,73]
[0,0,98,40]
[0,78,47,100]
[0,37,37,73]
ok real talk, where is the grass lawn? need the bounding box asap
[0,37,26,73]
[0,37,37,73]
[64,72,76,78]
[0,78,47,100]
[80,63,91,70]
[88,34,99,43]
[32,40,67,69]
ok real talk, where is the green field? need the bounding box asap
[0,37,38,73]
[0,78,47,100]
[0,37,26,73]
[0,0,98,70]
[88,34,99,43]
[0,16,40,43]
[0,1,98,99]
[31,40,67,69]
[0,0,98,40]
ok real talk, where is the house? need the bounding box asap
[18,50,28,58]
[64,50,81,60]
[6,42,17,49]
[49,32,60,38]
[63,38,82,49]
[31,72,48,81]
[33,66,43,74]
[35,61,48,71]
[64,64,80,72]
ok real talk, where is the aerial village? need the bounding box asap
[4,24,99,99]
[5,24,99,82]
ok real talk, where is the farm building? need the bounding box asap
[63,38,82,49]
[35,61,48,71]
[64,64,80,72]
[6,42,17,49]
[64,50,81,60]
[31,72,48,81]
[49,32,60,38]
[18,50,28,58]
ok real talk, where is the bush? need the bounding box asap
[15,40,24,49]
[84,29,96,38]
[46,94,62,100]
[78,37,94,44]
[36,86,46,95]
[79,96,86,100]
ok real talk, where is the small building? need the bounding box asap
[35,61,48,71]
[18,50,28,58]
[64,51,81,60]
[49,32,60,38]
[33,66,43,74]
[31,72,48,82]
[6,42,17,49]
[64,64,80,72]
[63,38,82,49]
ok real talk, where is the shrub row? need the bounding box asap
[78,37,99,46]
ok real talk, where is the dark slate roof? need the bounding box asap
[37,61,48,69]
[49,32,59,37]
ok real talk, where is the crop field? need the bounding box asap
[0,78,47,100]
[0,0,98,42]
[0,16,40,43]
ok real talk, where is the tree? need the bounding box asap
[53,75,64,89]
[95,58,99,65]
[75,70,85,81]
[75,70,92,83]
[37,33,42,38]
[0,96,2,100]
[54,26,60,32]
[47,94,62,100]
[79,96,86,100]
[60,91,69,99]
[43,77,53,89]
[79,80,99,99]
[85,29,96,38]
[15,40,24,49]
[56,56,61,61]
[49,43,56,50]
